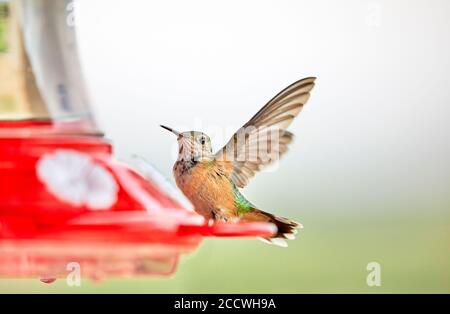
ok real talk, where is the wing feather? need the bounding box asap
[216,77,316,188]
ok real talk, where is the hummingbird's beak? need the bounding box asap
[160,125,181,137]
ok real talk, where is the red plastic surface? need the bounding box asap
[0,121,275,279]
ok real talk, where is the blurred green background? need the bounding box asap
[1,211,448,293]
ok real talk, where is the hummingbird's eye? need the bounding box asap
[199,136,206,145]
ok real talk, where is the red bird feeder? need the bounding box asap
[0,0,275,280]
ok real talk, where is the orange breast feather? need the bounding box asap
[175,160,237,219]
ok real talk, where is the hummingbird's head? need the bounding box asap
[160,125,213,162]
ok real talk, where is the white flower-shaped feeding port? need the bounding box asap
[36,149,119,210]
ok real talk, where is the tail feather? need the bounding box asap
[258,237,289,247]
[243,209,302,247]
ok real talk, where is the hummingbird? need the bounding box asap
[161,77,316,246]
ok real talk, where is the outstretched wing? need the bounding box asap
[215,77,316,188]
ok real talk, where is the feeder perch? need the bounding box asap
[0,0,275,280]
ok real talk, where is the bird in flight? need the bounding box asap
[161,77,316,246]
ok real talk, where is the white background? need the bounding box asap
[75,0,450,218]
